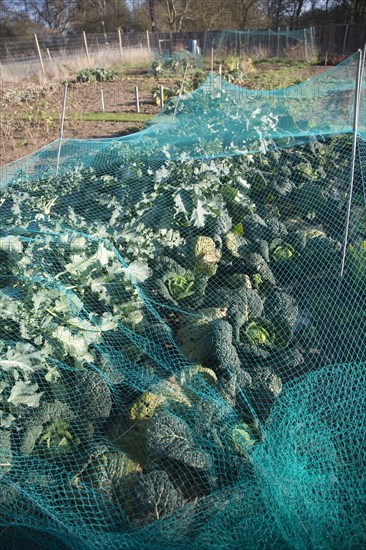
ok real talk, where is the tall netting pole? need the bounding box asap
[173,63,189,118]
[340,49,364,277]
[56,83,68,175]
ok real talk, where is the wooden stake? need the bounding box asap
[304,28,308,62]
[342,25,349,54]
[118,28,123,62]
[83,31,91,63]
[101,19,108,44]
[135,86,140,113]
[34,33,45,76]
[146,30,151,53]
[310,26,315,52]
[159,85,164,110]
[101,89,105,112]
[218,64,222,75]
[211,47,214,72]
[46,48,53,64]
[56,83,68,174]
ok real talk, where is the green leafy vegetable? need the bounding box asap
[272,244,295,261]
[167,275,195,301]
[242,321,274,347]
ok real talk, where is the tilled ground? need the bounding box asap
[0,62,327,167]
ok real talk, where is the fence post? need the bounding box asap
[83,31,91,63]
[342,25,349,54]
[46,48,53,64]
[56,83,68,174]
[118,28,123,62]
[304,28,308,61]
[101,19,108,44]
[34,33,46,76]
[310,26,315,52]
[146,30,151,53]
[135,86,140,113]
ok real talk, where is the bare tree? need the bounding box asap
[149,0,157,31]
[25,0,77,33]
[158,0,193,31]
[288,0,306,27]
[237,0,261,28]
[73,0,131,32]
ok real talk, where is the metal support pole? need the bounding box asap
[173,63,189,118]
[340,49,364,278]
[56,83,68,175]
[159,85,164,110]
[135,86,140,113]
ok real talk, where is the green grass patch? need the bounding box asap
[2,111,153,123]
[78,112,152,123]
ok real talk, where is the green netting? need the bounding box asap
[216,28,314,58]
[0,51,365,549]
[151,50,203,77]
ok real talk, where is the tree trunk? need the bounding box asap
[149,0,156,32]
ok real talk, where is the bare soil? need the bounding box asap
[0,63,327,167]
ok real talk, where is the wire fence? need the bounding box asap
[0,24,365,67]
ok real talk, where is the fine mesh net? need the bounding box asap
[0,52,365,549]
[151,50,203,75]
[216,28,314,58]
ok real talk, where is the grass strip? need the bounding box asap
[3,112,153,123]
[78,112,152,122]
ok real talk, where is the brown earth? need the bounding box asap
[0,63,328,167]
